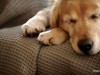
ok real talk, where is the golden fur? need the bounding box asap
[22,0,100,55]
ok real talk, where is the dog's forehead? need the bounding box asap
[80,1,100,12]
[63,0,100,11]
[61,0,100,18]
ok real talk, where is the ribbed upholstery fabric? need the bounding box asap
[37,42,100,75]
[0,0,49,28]
[0,26,100,75]
[0,26,41,75]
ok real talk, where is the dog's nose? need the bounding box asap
[78,39,93,53]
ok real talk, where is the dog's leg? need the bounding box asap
[37,27,68,45]
[21,8,50,36]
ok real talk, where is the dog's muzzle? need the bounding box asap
[78,39,93,54]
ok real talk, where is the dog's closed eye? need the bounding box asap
[90,14,100,19]
[66,19,77,24]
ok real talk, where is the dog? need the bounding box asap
[21,0,100,55]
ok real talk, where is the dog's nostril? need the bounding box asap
[78,39,93,53]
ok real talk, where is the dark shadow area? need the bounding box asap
[0,0,8,14]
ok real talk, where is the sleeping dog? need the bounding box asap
[22,0,100,55]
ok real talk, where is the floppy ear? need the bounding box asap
[50,0,62,28]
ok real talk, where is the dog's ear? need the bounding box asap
[50,0,62,28]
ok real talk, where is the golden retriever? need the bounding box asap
[21,0,100,55]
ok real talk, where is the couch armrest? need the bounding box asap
[0,26,41,75]
[37,40,100,75]
[0,26,100,75]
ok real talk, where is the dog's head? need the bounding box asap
[50,0,100,55]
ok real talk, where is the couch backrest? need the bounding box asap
[0,0,49,28]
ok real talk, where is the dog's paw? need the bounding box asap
[21,20,46,36]
[37,28,67,45]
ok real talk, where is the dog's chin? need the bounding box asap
[89,50,100,55]
[74,49,100,56]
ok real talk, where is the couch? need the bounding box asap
[0,0,100,75]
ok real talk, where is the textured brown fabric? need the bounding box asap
[0,26,100,75]
[37,42,100,75]
[0,0,49,28]
[0,26,41,75]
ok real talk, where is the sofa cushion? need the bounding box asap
[0,26,100,75]
[0,26,41,75]
[37,40,100,75]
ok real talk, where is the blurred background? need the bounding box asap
[0,0,52,29]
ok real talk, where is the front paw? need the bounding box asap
[21,20,46,36]
[37,29,67,45]
[37,31,54,45]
